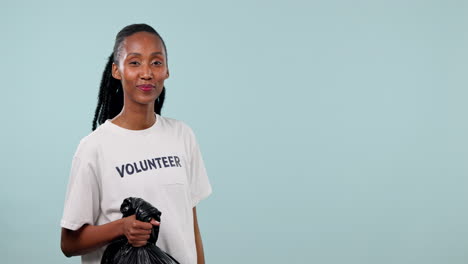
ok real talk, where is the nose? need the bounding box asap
[140,64,153,80]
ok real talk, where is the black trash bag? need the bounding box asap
[101,197,180,264]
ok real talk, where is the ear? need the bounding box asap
[165,68,170,79]
[112,62,122,80]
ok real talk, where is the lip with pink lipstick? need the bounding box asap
[137,84,155,92]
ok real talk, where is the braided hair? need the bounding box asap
[92,24,168,131]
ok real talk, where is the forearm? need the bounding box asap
[193,207,205,264]
[194,224,205,264]
[61,219,124,257]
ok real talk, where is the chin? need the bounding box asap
[138,99,158,105]
[126,96,157,106]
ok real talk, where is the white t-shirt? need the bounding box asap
[61,114,212,264]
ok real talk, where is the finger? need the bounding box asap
[133,221,153,230]
[130,228,152,236]
[130,240,147,248]
[131,234,151,241]
[150,219,160,226]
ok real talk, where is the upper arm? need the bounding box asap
[185,126,212,207]
[193,206,197,220]
[62,154,100,231]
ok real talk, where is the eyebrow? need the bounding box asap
[127,52,164,56]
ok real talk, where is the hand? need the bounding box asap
[121,215,160,247]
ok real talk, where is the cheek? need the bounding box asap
[154,69,169,80]
[122,70,138,81]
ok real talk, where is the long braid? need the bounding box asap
[106,55,124,124]
[155,87,165,115]
[92,53,122,130]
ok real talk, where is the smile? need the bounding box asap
[137,84,155,91]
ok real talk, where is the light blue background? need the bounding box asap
[1,0,467,263]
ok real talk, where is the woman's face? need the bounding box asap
[112,32,169,107]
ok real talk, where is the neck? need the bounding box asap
[111,103,156,130]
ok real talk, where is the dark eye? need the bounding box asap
[129,61,140,65]
[153,61,163,66]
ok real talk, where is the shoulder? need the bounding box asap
[158,115,196,137]
[73,122,111,159]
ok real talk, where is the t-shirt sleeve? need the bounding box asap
[61,146,101,231]
[186,127,212,208]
